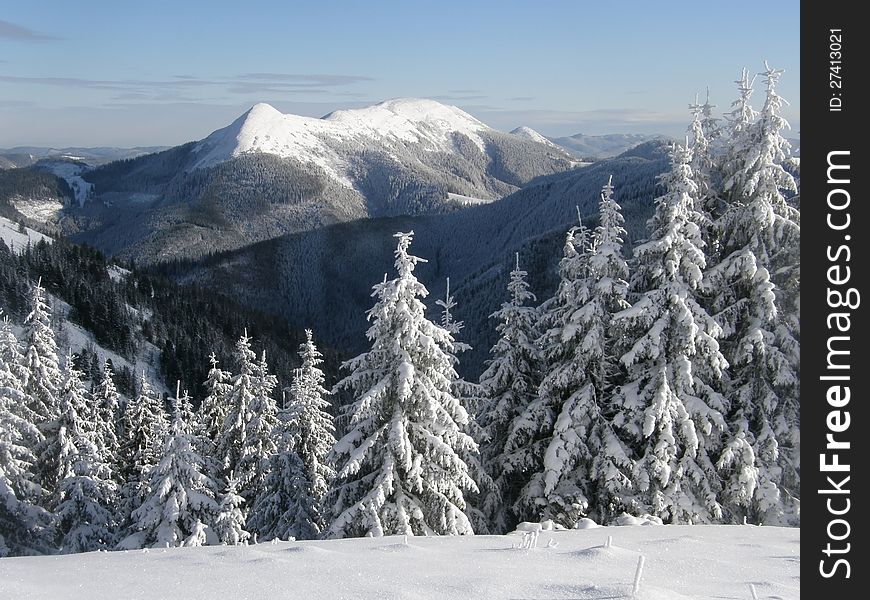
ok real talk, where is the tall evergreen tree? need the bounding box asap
[117,373,168,534]
[131,391,217,548]
[213,475,250,545]
[436,286,493,534]
[246,395,308,542]
[687,96,719,247]
[215,330,257,497]
[477,255,540,532]
[282,330,336,539]
[93,360,121,484]
[50,354,116,553]
[240,350,278,502]
[613,143,728,524]
[521,178,634,526]
[327,232,477,538]
[0,320,52,557]
[708,64,800,524]
[198,353,232,448]
[22,281,64,495]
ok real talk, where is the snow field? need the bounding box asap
[0,215,52,250]
[0,525,799,600]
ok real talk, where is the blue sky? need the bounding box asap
[1,1,800,147]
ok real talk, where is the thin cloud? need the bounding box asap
[0,20,60,41]
[0,73,372,98]
[0,99,35,108]
[432,94,487,101]
[237,73,372,86]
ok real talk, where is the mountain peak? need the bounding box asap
[510,126,554,146]
[323,97,489,145]
[244,102,283,120]
[194,98,493,172]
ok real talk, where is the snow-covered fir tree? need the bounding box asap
[246,396,308,541]
[212,475,250,545]
[22,281,64,494]
[477,254,541,532]
[239,350,278,502]
[436,284,494,534]
[117,373,168,533]
[720,68,758,208]
[0,320,52,557]
[1,316,31,398]
[92,360,121,484]
[520,178,634,526]
[700,87,722,144]
[130,391,217,548]
[50,354,116,553]
[282,330,336,539]
[511,223,592,525]
[198,353,232,448]
[612,143,729,524]
[21,281,62,429]
[215,330,265,502]
[327,232,477,538]
[687,96,719,247]
[708,64,801,524]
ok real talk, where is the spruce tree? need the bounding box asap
[131,392,217,548]
[437,281,494,534]
[613,143,728,524]
[117,373,168,534]
[23,281,64,495]
[0,321,52,556]
[213,476,250,545]
[246,397,307,542]
[239,350,278,503]
[215,330,259,502]
[709,64,800,524]
[50,354,116,553]
[327,232,477,538]
[477,254,540,532]
[93,360,121,484]
[521,178,634,526]
[282,330,336,539]
[198,353,232,448]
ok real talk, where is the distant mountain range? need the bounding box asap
[58,99,581,262]
[0,146,169,169]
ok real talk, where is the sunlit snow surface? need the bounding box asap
[0,525,799,600]
[0,215,52,250]
[191,99,491,187]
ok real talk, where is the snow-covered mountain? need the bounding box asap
[68,98,578,262]
[510,126,563,150]
[194,99,492,180]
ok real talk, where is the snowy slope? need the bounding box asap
[0,215,52,249]
[511,125,563,151]
[0,525,799,600]
[192,98,491,183]
[36,160,93,207]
